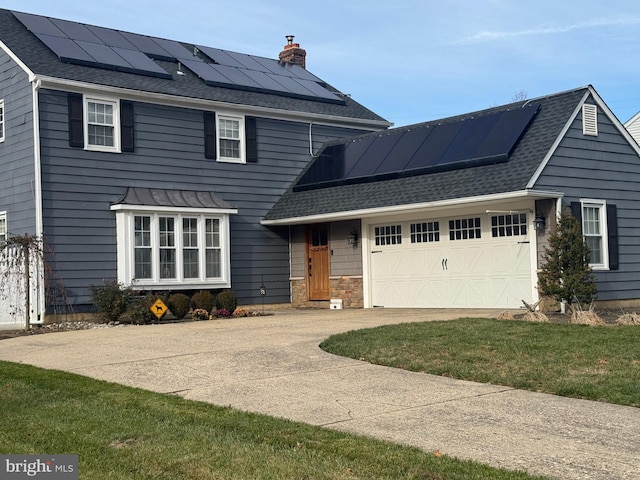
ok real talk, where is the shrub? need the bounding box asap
[191,308,209,320]
[616,313,640,325]
[90,279,133,322]
[233,308,250,318]
[212,308,231,319]
[538,207,597,306]
[215,290,237,314]
[126,293,161,324]
[191,290,215,312]
[167,293,190,319]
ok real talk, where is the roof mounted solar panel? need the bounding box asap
[476,105,539,158]
[283,62,323,83]
[294,104,540,191]
[295,78,341,102]
[85,25,137,49]
[223,51,268,72]
[372,128,431,175]
[436,111,502,167]
[249,55,293,76]
[242,70,291,92]
[118,31,174,61]
[34,33,95,63]
[181,60,232,85]
[50,18,103,44]
[196,45,245,68]
[151,37,198,61]
[11,11,65,37]
[112,47,173,78]
[213,64,263,89]
[76,40,131,69]
[345,132,403,179]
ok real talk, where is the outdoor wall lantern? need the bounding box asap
[534,215,546,232]
[347,230,358,247]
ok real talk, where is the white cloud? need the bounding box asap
[451,16,640,45]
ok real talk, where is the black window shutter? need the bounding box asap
[120,100,135,152]
[68,93,84,148]
[607,204,619,270]
[204,111,216,159]
[570,202,582,232]
[245,116,258,163]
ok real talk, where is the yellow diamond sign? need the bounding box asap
[151,299,168,319]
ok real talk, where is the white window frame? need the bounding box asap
[112,206,234,289]
[0,212,7,244]
[580,199,609,270]
[216,113,245,163]
[84,95,120,152]
[0,99,5,143]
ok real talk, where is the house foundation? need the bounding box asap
[291,276,363,309]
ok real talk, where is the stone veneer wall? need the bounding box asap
[291,276,363,308]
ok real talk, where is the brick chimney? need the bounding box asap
[279,35,306,69]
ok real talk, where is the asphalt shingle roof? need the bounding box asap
[264,88,587,221]
[0,9,386,123]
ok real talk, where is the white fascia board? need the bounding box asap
[588,86,640,157]
[261,189,564,226]
[0,40,36,82]
[110,204,238,215]
[526,89,590,189]
[35,76,391,131]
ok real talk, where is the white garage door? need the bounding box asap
[369,214,533,308]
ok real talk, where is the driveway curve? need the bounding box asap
[1,308,638,479]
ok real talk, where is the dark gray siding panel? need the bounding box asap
[534,98,640,301]
[0,49,35,234]
[38,89,367,307]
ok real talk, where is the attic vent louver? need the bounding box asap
[582,104,598,136]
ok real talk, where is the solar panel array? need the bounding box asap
[294,104,540,191]
[12,11,172,79]
[11,10,344,103]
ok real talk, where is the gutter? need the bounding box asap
[261,189,565,226]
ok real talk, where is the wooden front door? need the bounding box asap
[307,224,330,300]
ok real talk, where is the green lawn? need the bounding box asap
[0,361,545,479]
[320,318,640,407]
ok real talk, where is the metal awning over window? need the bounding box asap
[112,187,236,211]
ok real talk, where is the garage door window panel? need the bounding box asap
[491,214,527,237]
[411,222,440,243]
[449,217,481,240]
[375,225,402,246]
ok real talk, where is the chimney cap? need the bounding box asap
[285,35,295,45]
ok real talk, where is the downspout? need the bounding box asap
[32,78,43,237]
[31,77,44,324]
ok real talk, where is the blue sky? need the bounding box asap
[3,0,640,126]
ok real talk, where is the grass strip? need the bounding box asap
[0,361,545,479]
[321,318,640,407]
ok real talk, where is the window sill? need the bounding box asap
[216,157,245,164]
[85,145,121,153]
[131,280,231,290]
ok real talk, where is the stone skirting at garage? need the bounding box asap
[291,276,363,308]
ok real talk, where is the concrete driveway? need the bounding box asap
[1,308,638,479]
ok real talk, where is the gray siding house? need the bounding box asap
[0,9,389,324]
[264,86,640,310]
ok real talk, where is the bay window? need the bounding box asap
[114,208,233,288]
